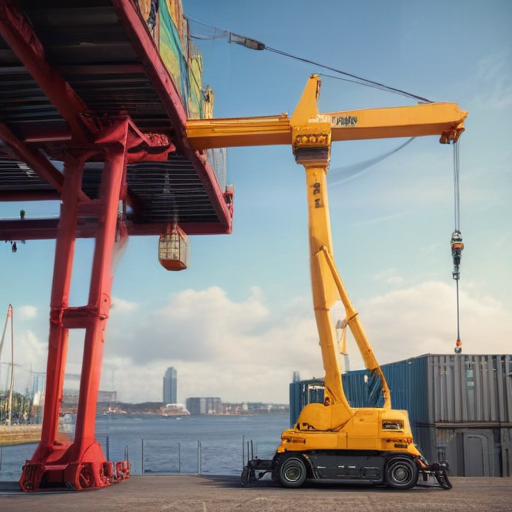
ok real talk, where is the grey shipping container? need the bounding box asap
[289,354,512,477]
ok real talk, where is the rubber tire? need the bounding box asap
[385,457,418,490]
[278,456,307,488]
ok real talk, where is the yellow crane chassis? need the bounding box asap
[242,449,452,490]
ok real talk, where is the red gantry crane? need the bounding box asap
[0,0,232,491]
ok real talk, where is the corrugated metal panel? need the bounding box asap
[342,370,373,407]
[429,354,512,424]
[341,354,512,425]
[414,425,436,462]
[288,379,324,426]
[341,357,430,428]
[289,381,299,427]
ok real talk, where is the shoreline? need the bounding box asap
[0,425,41,446]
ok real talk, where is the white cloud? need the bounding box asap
[354,281,512,367]
[8,282,511,405]
[17,305,38,320]
[102,286,323,403]
[102,281,511,404]
[3,330,47,393]
[373,268,405,287]
[110,297,139,313]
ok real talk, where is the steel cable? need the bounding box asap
[453,141,461,233]
[451,141,463,354]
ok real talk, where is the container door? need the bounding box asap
[463,432,490,476]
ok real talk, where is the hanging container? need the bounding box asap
[158,224,190,271]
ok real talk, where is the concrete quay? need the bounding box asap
[0,425,41,446]
[1,475,511,512]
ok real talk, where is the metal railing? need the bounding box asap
[141,439,204,475]
[0,436,274,479]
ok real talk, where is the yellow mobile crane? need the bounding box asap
[187,75,467,490]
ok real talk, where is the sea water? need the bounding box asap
[0,413,289,481]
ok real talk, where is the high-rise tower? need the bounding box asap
[163,367,177,404]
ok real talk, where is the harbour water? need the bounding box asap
[0,413,289,481]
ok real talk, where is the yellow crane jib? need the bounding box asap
[186,75,467,150]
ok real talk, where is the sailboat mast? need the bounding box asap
[0,304,10,368]
[7,304,14,426]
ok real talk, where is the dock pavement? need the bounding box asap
[1,475,511,512]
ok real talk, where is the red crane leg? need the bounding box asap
[19,155,85,491]
[20,131,130,491]
[64,145,127,490]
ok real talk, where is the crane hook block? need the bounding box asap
[451,231,464,280]
[454,339,462,355]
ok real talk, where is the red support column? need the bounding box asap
[19,154,85,491]
[64,144,127,489]
[19,124,130,491]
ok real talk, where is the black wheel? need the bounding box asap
[278,456,307,488]
[385,457,418,490]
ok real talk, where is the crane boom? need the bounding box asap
[327,103,466,143]
[186,101,467,150]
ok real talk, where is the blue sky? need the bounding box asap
[1,0,511,404]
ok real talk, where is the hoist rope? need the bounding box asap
[455,279,461,341]
[451,141,463,354]
[453,141,461,233]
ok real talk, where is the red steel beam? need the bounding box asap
[0,1,93,142]
[0,191,61,202]
[43,156,85,450]
[0,122,90,202]
[0,218,232,241]
[109,0,188,135]
[0,0,231,235]
[111,0,232,234]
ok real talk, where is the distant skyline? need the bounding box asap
[1,0,511,404]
